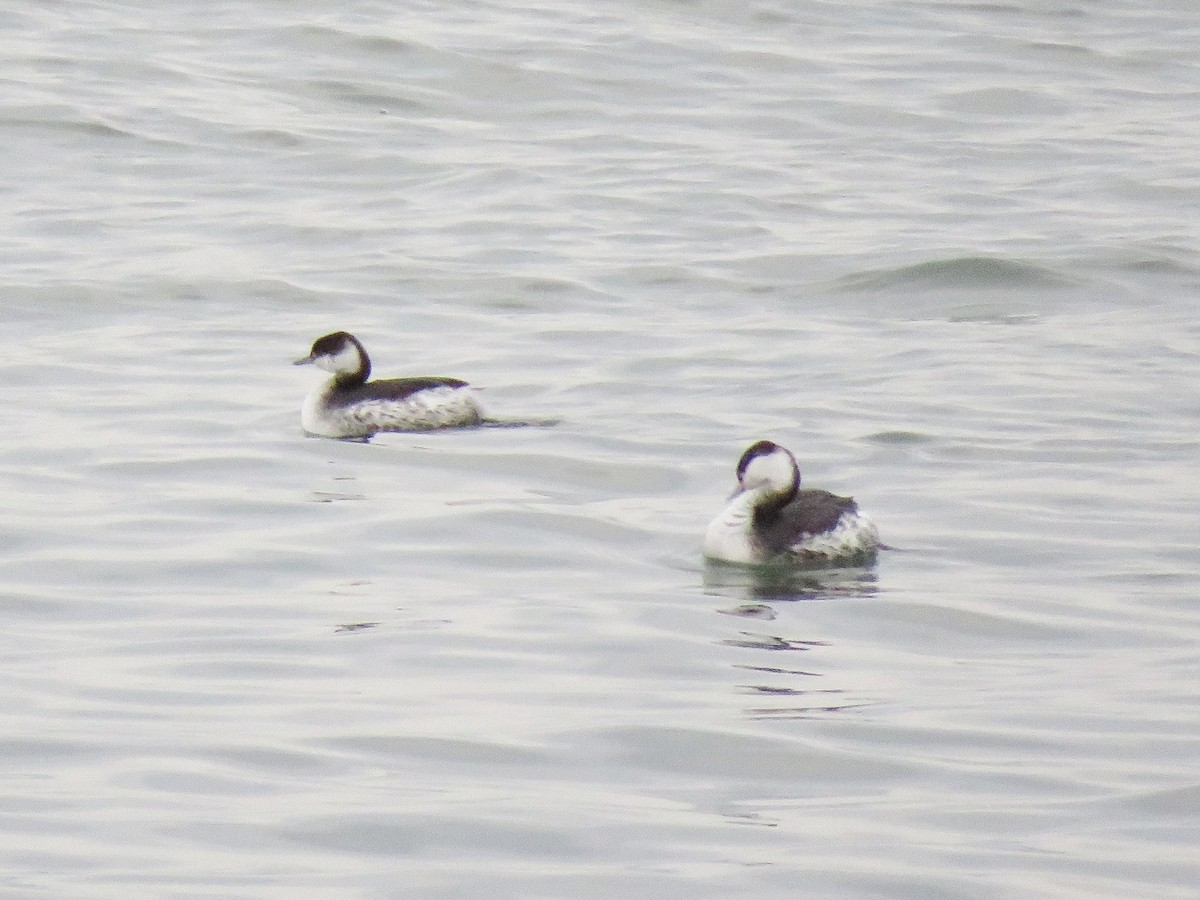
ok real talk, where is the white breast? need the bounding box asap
[703,492,759,564]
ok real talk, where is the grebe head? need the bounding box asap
[294,331,371,382]
[734,440,800,498]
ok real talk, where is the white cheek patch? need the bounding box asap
[315,343,361,375]
[741,450,796,492]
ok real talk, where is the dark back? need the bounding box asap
[331,376,470,406]
[753,489,858,556]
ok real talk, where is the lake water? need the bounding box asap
[2,1,1199,897]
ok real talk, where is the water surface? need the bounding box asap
[2,1,1199,897]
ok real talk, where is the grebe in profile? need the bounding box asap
[293,331,482,438]
[704,440,879,567]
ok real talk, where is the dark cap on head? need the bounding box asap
[736,440,781,481]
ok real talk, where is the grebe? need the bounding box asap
[704,440,879,567]
[293,331,482,438]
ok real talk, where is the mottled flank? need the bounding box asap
[755,489,879,564]
[303,380,482,438]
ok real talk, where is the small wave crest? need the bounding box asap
[833,256,1077,293]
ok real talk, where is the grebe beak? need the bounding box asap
[292,353,316,366]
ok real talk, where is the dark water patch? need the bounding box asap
[281,811,587,858]
[514,275,597,296]
[1093,248,1200,279]
[940,86,1069,118]
[579,725,913,783]
[355,34,419,57]
[947,306,1041,323]
[7,113,134,142]
[734,663,821,678]
[1026,40,1096,57]
[279,23,417,59]
[833,256,1078,293]
[717,603,776,620]
[479,416,562,429]
[721,633,827,651]
[309,491,366,503]
[201,744,348,778]
[0,736,115,764]
[721,809,779,826]
[842,600,1079,652]
[234,127,306,149]
[333,622,380,633]
[303,78,431,114]
[126,767,281,798]
[746,699,875,720]
[864,430,935,445]
[314,734,550,768]
[401,272,619,311]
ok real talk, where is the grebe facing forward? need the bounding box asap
[293,331,483,438]
[704,440,880,567]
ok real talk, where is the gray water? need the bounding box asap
[2,2,1199,898]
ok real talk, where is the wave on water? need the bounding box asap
[832,255,1078,293]
[816,255,1098,321]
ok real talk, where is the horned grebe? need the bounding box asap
[293,331,482,438]
[704,440,880,567]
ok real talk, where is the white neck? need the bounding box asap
[703,487,769,564]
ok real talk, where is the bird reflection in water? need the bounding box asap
[704,558,879,604]
[704,562,880,720]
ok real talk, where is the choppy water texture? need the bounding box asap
[2,1,1199,897]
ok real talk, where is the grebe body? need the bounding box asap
[294,331,482,439]
[704,440,879,567]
